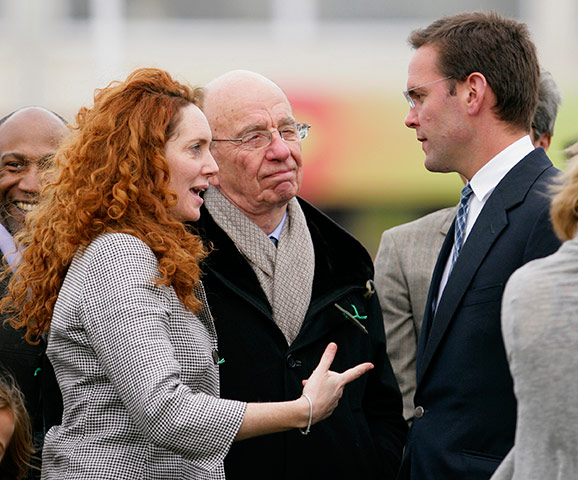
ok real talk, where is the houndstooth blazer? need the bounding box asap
[42,233,246,480]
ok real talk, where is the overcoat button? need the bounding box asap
[287,355,296,368]
[415,406,425,418]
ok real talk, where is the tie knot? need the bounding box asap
[461,183,473,201]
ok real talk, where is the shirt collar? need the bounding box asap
[269,210,288,242]
[0,222,20,268]
[469,135,534,202]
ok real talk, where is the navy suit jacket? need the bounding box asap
[397,148,561,480]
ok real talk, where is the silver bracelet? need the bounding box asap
[299,393,313,435]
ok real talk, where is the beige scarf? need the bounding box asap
[204,186,315,345]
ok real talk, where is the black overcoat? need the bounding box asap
[193,198,407,480]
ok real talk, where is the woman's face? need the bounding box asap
[165,104,218,222]
[0,407,15,462]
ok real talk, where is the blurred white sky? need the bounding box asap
[0,0,575,119]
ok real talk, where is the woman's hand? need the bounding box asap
[301,342,373,425]
[235,342,373,441]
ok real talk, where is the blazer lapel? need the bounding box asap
[439,207,456,236]
[416,224,452,383]
[418,200,508,381]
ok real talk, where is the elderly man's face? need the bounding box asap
[208,83,303,218]
[0,108,66,234]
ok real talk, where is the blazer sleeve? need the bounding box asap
[374,229,417,423]
[78,234,246,471]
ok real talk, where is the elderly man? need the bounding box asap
[374,69,562,426]
[192,70,407,480]
[397,12,561,480]
[0,106,67,477]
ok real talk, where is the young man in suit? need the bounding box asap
[192,70,407,479]
[0,107,67,478]
[397,12,561,479]
[375,70,562,426]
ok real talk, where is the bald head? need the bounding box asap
[0,106,66,129]
[0,107,68,234]
[203,70,292,138]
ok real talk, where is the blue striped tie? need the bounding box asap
[451,183,473,272]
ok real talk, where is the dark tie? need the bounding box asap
[269,236,278,247]
[450,183,473,272]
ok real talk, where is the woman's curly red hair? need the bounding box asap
[2,68,209,342]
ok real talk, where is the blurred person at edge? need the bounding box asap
[532,70,562,150]
[0,68,373,480]
[397,12,561,480]
[0,107,67,479]
[0,374,34,480]
[490,141,578,479]
[374,68,562,426]
[190,69,407,480]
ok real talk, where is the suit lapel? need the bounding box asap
[416,224,453,383]
[418,199,508,381]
